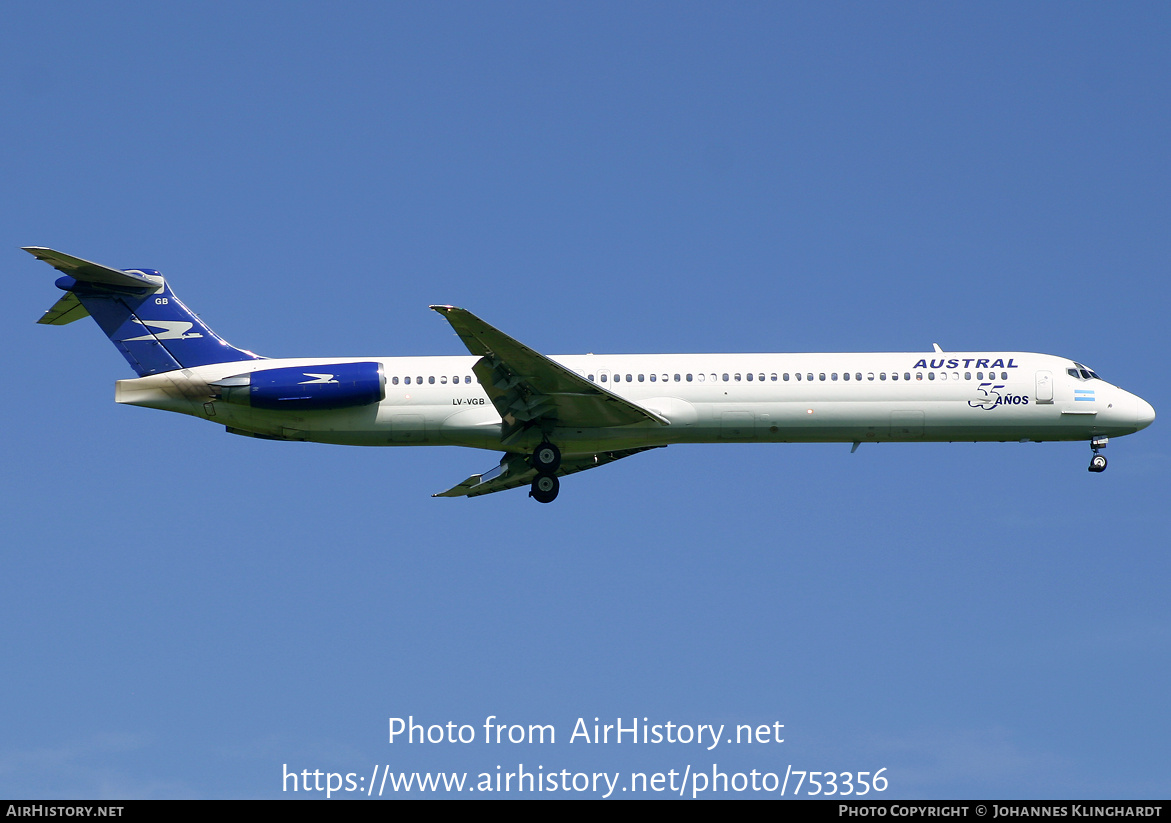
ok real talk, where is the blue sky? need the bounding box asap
[2,2,1168,799]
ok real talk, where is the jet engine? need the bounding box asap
[211,362,385,410]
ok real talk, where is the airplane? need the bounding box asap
[26,246,1155,503]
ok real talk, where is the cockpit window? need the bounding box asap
[1069,362,1103,381]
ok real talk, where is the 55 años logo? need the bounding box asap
[969,382,1031,411]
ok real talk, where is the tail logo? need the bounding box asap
[122,319,204,341]
[298,373,339,384]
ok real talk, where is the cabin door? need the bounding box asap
[1035,370,1053,404]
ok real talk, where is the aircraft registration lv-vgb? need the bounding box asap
[27,247,1155,503]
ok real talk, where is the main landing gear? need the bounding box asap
[530,473,560,504]
[1088,436,1108,473]
[531,442,561,473]
[529,441,562,503]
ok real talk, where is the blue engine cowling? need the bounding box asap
[213,362,385,410]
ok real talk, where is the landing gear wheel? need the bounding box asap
[529,473,559,504]
[1088,454,1107,473]
[531,442,561,473]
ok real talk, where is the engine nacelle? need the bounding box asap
[212,362,385,410]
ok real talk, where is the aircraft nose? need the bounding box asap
[1133,396,1156,430]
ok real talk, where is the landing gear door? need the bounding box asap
[1035,370,1053,404]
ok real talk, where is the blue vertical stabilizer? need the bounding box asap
[26,247,263,376]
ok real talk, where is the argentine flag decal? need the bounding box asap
[1074,389,1096,402]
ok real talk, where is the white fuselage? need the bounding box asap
[114,350,1155,454]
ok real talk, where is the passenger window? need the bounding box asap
[723,374,729,382]
[867,373,875,381]
[784,373,790,381]
[735,373,742,381]
[649,374,656,382]
[626,374,633,382]
[697,373,705,382]
[771,373,778,381]
[429,376,435,384]
[638,374,644,382]
[891,372,898,381]
[795,373,802,381]
[674,374,681,382]
[928,372,935,381]
[686,374,693,382]
[880,372,886,381]
[831,373,838,381]
[856,373,862,381]
[392,376,399,385]
[746,373,753,381]
[405,376,411,385]
[843,372,850,381]
[440,376,447,384]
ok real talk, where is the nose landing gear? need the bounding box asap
[1088,436,1109,473]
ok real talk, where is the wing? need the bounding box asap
[430,305,667,444]
[434,447,662,498]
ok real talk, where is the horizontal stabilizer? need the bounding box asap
[38,292,90,325]
[23,247,162,290]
